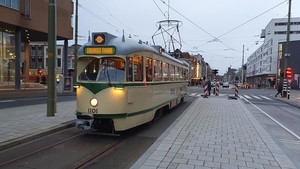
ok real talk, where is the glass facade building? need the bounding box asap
[0,28,17,82]
[0,0,73,88]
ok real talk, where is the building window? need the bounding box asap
[38,46,42,56]
[0,0,19,10]
[30,56,36,69]
[31,46,36,56]
[11,0,19,9]
[38,57,43,69]
[72,59,74,69]
[67,59,71,69]
[57,48,61,55]
[57,58,61,67]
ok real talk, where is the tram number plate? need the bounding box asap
[87,108,98,114]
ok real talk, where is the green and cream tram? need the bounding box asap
[75,32,189,133]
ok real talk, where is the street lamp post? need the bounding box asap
[241,45,244,84]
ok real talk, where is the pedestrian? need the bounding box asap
[275,82,283,97]
[207,80,211,95]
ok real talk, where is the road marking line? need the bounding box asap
[243,95,252,99]
[278,139,300,144]
[260,95,272,100]
[252,95,262,100]
[0,100,15,103]
[189,93,196,96]
[243,98,300,141]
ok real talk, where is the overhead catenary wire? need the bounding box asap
[95,0,136,34]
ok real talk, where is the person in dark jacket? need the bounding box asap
[275,82,283,97]
[207,80,211,95]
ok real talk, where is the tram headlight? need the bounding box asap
[90,98,98,107]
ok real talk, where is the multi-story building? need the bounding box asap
[26,43,79,81]
[278,40,300,89]
[0,0,73,88]
[246,18,300,88]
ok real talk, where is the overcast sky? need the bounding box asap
[69,0,300,75]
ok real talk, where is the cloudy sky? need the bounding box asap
[70,0,300,75]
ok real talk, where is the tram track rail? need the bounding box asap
[73,138,127,169]
[0,132,85,168]
[0,127,134,169]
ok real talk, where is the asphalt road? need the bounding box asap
[241,95,300,168]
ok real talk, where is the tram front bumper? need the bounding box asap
[76,114,94,130]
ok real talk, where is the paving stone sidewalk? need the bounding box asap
[0,101,76,150]
[131,97,298,169]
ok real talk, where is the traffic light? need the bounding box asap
[212,69,219,75]
[285,67,292,79]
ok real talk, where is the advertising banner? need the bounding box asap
[64,77,71,91]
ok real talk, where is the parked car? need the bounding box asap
[223,82,229,88]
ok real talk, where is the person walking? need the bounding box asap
[207,80,212,95]
[275,82,283,97]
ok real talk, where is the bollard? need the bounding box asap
[203,84,208,98]
[215,85,219,96]
[235,85,239,97]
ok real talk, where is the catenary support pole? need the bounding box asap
[47,0,57,116]
[74,0,78,85]
[282,0,292,98]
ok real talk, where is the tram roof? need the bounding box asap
[78,32,185,65]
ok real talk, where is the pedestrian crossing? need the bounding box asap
[239,94,273,101]
[188,92,273,101]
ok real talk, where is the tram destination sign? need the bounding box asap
[84,46,116,55]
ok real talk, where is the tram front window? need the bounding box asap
[78,57,125,82]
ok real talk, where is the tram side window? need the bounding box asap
[154,60,162,81]
[178,67,183,80]
[133,55,143,81]
[184,69,188,80]
[126,57,133,81]
[146,57,153,82]
[163,62,169,81]
[170,65,175,81]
